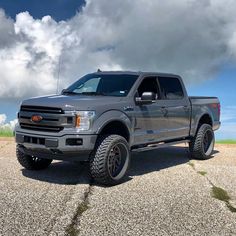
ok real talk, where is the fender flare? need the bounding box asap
[191,112,213,136]
[93,110,132,135]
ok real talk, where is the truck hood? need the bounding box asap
[21,94,124,111]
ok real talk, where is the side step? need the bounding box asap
[131,140,190,153]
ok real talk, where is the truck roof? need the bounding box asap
[93,70,180,78]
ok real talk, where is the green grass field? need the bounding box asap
[0,128,14,137]
[216,139,236,144]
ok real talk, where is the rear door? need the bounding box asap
[157,76,191,140]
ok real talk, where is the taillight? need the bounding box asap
[217,103,221,119]
[211,103,221,119]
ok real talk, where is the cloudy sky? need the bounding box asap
[0,0,236,139]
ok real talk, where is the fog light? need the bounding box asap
[66,138,83,146]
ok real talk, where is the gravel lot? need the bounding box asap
[0,138,236,235]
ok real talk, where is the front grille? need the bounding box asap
[24,136,45,145]
[20,123,63,132]
[19,106,71,132]
[21,105,64,114]
[20,116,58,122]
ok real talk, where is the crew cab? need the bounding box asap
[15,71,221,185]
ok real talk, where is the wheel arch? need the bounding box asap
[192,113,213,137]
[98,119,130,142]
[93,110,132,143]
[198,113,213,127]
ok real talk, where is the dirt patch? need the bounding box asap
[215,144,236,149]
[0,137,14,142]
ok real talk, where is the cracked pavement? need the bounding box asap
[0,139,236,235]
[0,139,90,236]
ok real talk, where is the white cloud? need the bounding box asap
[2,119,18,130]
[0,113,17,130]
[0,114,7,126]
[1,0,236,100]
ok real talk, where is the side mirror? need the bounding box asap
[141,92,156,101]
[135,92,156,105]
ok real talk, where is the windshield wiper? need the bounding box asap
[61,89,79,95]
[62,90,106,96]
[79,92,106,96]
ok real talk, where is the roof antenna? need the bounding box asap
[97,68,102,72]
[56,54,62,94]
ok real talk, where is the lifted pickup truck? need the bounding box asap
[15,71,220,185]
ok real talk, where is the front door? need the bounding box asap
[133,76,168,145]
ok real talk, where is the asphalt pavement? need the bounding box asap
[0,139,236,236]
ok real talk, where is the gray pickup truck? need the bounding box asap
[15,71,220,185]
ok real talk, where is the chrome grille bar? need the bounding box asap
[19,106,74,132]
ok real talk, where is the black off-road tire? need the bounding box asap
[189,124,215,160]
[90,135,130,185]
[16,145,52,170]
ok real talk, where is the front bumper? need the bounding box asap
[15,131,97,161]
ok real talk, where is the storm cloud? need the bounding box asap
[0,0,236,100]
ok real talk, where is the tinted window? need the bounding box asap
[158,77,184,99]
[137,77,159,99]
[73,77,101,93]
[66,74,138,97]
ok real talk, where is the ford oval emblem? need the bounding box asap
[31,115,43,122]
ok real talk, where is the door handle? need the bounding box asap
[161,107,168,116]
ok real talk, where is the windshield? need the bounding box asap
[63,74,138,97]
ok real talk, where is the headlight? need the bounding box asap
[75,111,95,131]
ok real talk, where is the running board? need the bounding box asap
[131,140,190,153]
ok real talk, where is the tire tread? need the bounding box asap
[189,124,214,160]
[16,145,52,170]
[90,135,130,185]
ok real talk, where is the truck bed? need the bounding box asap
[189,96,220,135]
[189,96,219,105]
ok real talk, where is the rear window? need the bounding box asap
[158,77,184,100]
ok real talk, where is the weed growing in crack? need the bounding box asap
[65,226,80,236]
[197,171,207,176]
[65,186,92,236]
[211,186,230,201]
[226,202,236,213]
[187,161,195,169]
[188,161,236,213]
[211,186,236,213]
